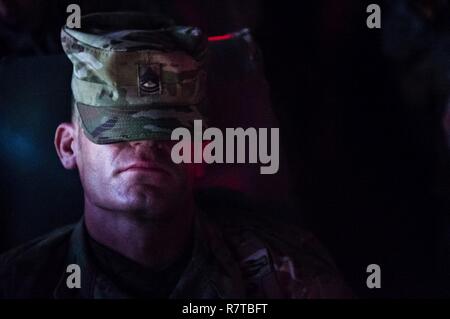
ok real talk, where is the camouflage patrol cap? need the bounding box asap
[61,12,208,144]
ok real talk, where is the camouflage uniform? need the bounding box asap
[0,207,351,298]
[0,13,352,298]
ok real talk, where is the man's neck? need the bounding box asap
[84,199,195,270]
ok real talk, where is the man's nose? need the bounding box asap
[130,139,151,146]
[129,140,163,152]
[129,139,161,149]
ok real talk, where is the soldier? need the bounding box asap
[0,12,351,298]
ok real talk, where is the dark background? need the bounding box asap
[0,0,449,298]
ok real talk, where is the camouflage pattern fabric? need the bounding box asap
[0,210,352,299]
[61,12,208,144]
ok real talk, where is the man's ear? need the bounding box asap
[54,123,78,169]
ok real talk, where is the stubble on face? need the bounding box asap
[74,127,195,221]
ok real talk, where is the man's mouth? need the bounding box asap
[118,162,171,176]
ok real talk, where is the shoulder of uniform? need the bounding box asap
[201,195,316,252]
[201,198,353,298]
[0,223,78,298]
[213,209,328,261]
[0,223,75,272]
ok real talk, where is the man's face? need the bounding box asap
[70,124,199,220]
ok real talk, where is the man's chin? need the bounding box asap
[117,188,174,217]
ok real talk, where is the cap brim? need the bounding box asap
[76,102,205,144]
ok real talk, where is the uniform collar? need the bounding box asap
[53,212,246,299]
[53,218,100,298]
[169,210,246,298]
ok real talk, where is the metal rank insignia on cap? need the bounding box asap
[138,64,162,96]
